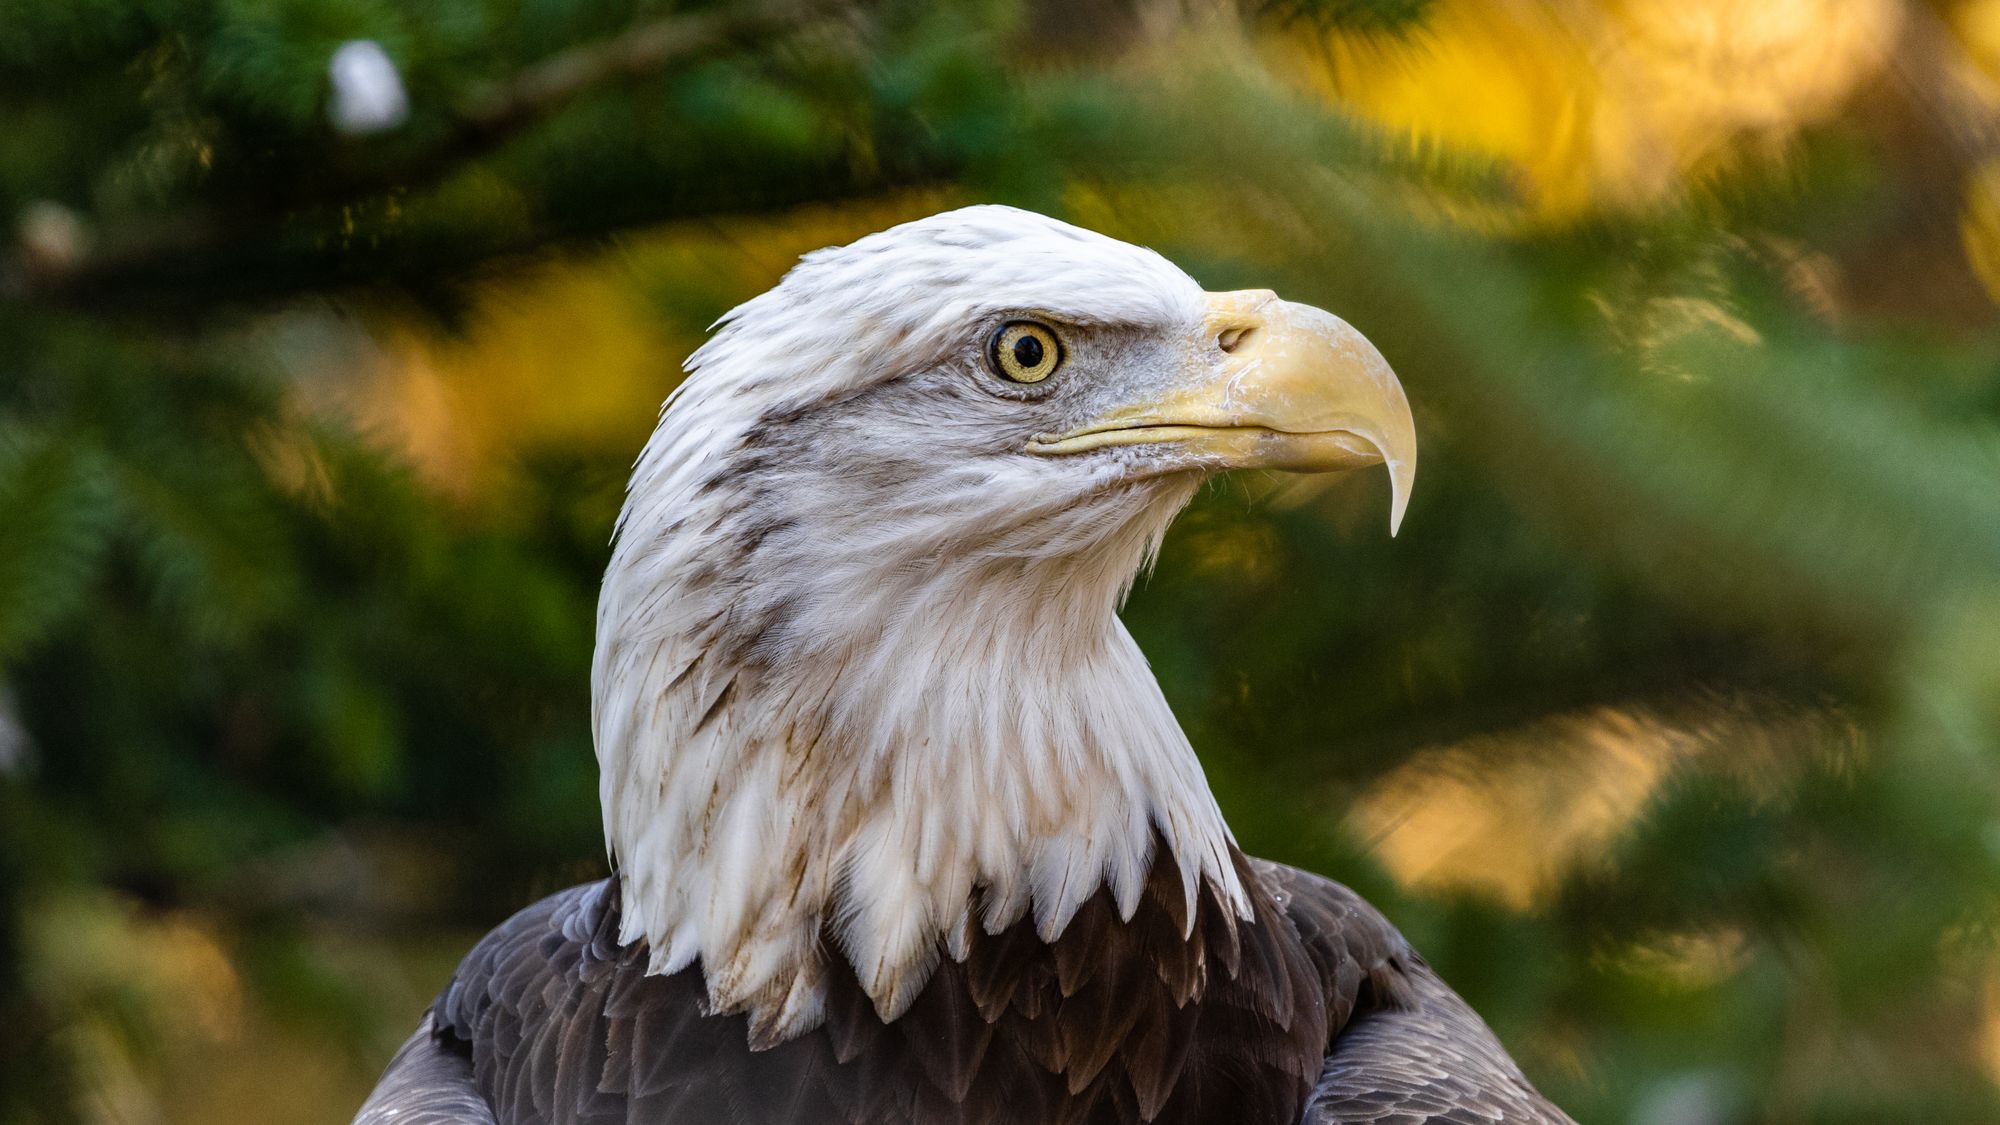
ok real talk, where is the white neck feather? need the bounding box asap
[592,461,1246,1043]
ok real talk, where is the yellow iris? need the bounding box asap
[991,321,1062,383]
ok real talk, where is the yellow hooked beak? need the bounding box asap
[1026,290,1418,534]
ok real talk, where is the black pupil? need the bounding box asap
[1011,333,1044,369]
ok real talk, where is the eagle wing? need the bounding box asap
[1256,862,1575,1125]
[353,1012,498,1125]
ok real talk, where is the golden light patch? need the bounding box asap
[1350,699,1850,908]
[1981,970,2000,1086]
[1602,928,1751,990]
[1271,0,1602,219]
[26,892,245,1043]
[1957,0,2000,84]
[1350,706,1690,908]
[1271,0,1900,221]
[336,194,958,499]
[1962,160,2000,306]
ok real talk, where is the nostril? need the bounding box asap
[1217,325,1252,354]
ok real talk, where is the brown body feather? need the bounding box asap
[356,850,1571,1125]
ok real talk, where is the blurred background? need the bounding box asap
[5,0,2000,1121]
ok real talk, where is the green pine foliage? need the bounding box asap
[4,1,2000,1122]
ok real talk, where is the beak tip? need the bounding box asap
[1385,456,1414,538]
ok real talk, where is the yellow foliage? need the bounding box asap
[1958,0,2000,82]
[26,892,245,1044]
[1964,160,2000,305]
[1602,928,1751,990]
[1349,698,1846,908]
[1350,705,1691,908]
[355,266,679,499]
[24,893,247,1124]
[1275,0,1901,221]
[1272,0,1604,218]
[346,195,956,498]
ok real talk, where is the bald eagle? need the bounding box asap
[355,207,1573,1125]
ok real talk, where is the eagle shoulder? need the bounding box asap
[1251,860,1576,1125]
[352,1011,497,1125]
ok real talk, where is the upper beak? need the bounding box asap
[1026,290,1418,535]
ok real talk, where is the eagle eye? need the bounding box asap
[990,321,1062,384]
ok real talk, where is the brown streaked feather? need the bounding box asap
[1117,982,1198,1119]
[962,918,1045,1022]
[901,960,995,1101]
[1053,901,1112,997]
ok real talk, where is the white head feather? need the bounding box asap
[593,206,1251,1043]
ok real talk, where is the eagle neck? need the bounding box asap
[592,466,1248,1044]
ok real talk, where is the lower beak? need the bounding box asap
[1026,290,1418,535]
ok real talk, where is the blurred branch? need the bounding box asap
[1827,5,2000,327]
[3,0,862,311]
[437,0,857,184]
[1890,5,2000,166]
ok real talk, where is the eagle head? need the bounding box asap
[592,206,1415,1043]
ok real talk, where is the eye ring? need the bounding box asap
[989,321,1063,384]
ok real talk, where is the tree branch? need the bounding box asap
[465,0,841,134]
[6,0,859,310]
[427,0,855,185]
